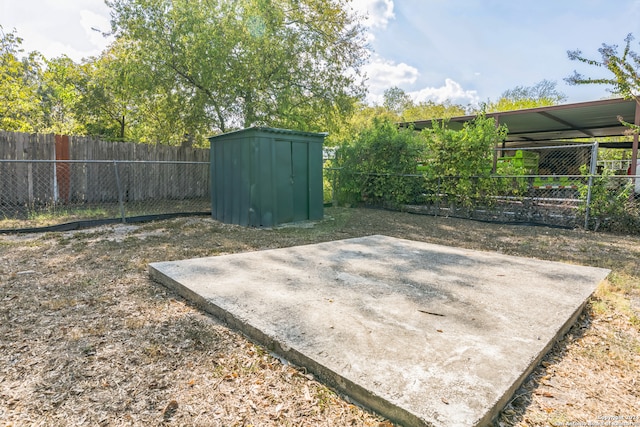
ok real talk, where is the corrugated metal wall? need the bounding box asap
[209,127,324,227]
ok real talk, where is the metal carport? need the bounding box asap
[399,97,640,175]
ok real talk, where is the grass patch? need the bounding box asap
[28,206,113,222]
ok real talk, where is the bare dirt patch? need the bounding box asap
[1,207,639,426]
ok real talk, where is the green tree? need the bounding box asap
[383,86,413,116]
[69,36,214,144]
[566,33,639,101]
[39,55,85,135]
[402,100,466,122]
[380,87,467,122]
[326,102,399,146]
[328,94,466,147]
[107,0,368,137]
[566,33,640,181]
[72,41,142,141]
[485,79,567,112]
[0,26,43,132]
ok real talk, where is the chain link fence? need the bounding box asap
[2,145,638,233]
[326,143,640,232]
[0,160,210,231]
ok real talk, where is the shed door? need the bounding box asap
[291,141,309,221]
[274,140,309,223]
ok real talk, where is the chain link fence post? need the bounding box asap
[113,160,126,223]
[584,142,599,230]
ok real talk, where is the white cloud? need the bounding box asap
[363,57,419,103]
[409,79,480,106]
[80,9,114,57]
[350,0,395,29]
[1,0,112,61]
[362,58,478,107]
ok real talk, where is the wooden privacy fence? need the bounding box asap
[0,160,210,204]
[0,131,210,162]
[0,132,211,220]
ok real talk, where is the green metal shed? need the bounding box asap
[209,127,326,227]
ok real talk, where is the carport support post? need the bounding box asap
[492,115,502,174]
[584,141,598,230]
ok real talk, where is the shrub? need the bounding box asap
[422,115,508,207]
[333,118,425,206]
[578,165,640,232]
[333,114,508,208]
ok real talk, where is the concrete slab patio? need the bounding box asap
[149,235,610,427]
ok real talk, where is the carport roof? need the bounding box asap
[399,97,639,147]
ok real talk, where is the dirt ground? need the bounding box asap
[1,207,639,426]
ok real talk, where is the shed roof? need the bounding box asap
[209,126,328,141]
[399,98,639,148]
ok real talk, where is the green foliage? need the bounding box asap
[1,3,368,146]
[566,33,640,133]
[326,94,466,147]
[39,55,85,135]
[422,115,508,207]
[484,79,567,112]
[333,115,508,208]
[493,159,530,198]
[383,86,413,116]
[500,79,567,104]
[0,26,43,132]
[107,0,368,140]
[578,165,640,233]
[378,86,467,123]
[333,118,426,206]
[326,102,400,145]
[567,33,640,100]
[598,147,633,162]
[402,100,466,122]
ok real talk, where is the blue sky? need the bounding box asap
[355,0,640,106]
[3,0,639,107]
